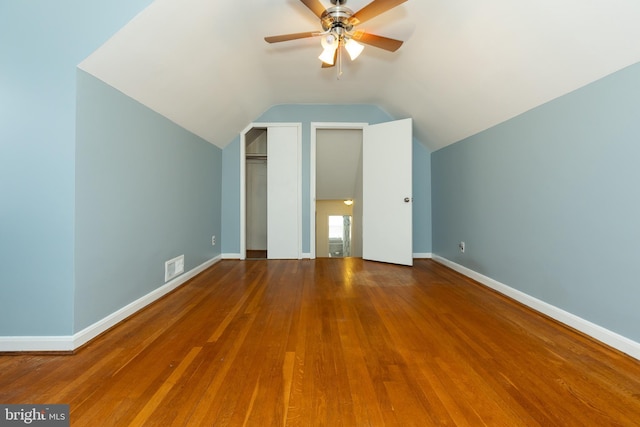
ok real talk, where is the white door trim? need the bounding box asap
[310,122,368,259]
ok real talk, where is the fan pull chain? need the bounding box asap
[337,40,343,79]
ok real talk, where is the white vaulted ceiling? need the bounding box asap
[79,0,640,151]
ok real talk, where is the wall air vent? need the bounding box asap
[165,255,185,282]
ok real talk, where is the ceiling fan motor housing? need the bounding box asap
[321,5,355,34]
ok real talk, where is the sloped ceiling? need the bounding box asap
[316,129,363,200]
[79,0,640,151]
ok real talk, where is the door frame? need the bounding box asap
[240,122,302,260]
[310,122,368,259]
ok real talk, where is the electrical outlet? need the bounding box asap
[211,235,216,246]
[459,241,465,253]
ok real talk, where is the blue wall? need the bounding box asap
[412,139,432,254]
[221,135,241,255]
[0,1,153,335]
[221,104,432,256]
[75,71,221,331]
[432,62,640,342]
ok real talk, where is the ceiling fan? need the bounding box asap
[264,0,407,75]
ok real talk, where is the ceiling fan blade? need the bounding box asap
[264,31,319,43]
[321,49,338,68]
[351,32,403,52]
[350,0,407,25]
[299,0,327,18]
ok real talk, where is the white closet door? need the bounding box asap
[267,126,301,259]
[362,118,413,266]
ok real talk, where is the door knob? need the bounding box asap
[404,197,411,203]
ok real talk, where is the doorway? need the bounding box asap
[316,200,354,258]
[311,124,365,259]
[310,119,414,265]
[329,215,352,257]
[245,128,267,259]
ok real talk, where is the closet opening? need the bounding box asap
[240,123,302,260]
[245,128,267,259]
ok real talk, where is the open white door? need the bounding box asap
[362,118,413,266]
[267,125,301,259]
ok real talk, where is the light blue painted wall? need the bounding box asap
[412,139,432,254]
[75,71,221,331]
[432,62,640,342]
[0,1,153,335]
[221,135,241,255]
[221,104,432,255]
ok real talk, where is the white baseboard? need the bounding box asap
[432,255,640,361]
[0,255,221,353]
[413,252,433,259]
[222,253,241,259]
[0,336,75,352]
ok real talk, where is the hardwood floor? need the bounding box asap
[245,250,267,259]
[1,259,639,426]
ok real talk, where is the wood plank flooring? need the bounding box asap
[245,250,267,260]
[1,259,640,426]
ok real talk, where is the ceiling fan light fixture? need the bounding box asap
[344,38,364,60]
[320,33,338,50]
[319,46,337,65]
[319,33,339,65]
